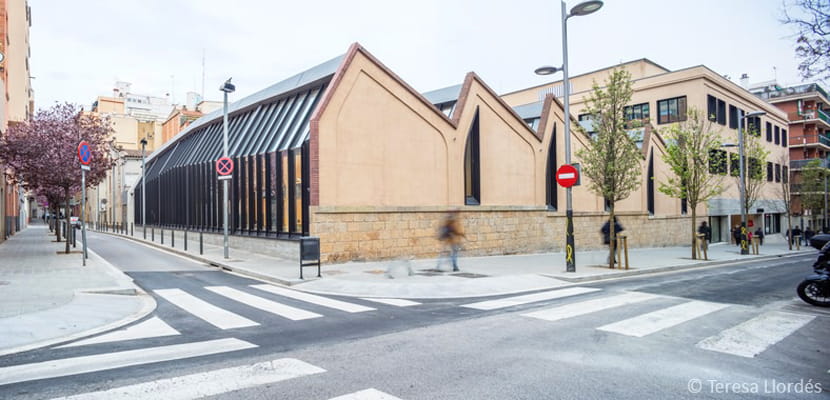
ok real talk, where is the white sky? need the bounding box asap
[30,0,807,110]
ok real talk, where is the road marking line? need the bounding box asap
[50,357,324,400]
[0,338,257,386]
[463,287,601,310]
[251,284,376,313]
[696,311,815,358]
[359,298,421,307]
[522,292,659,322]
[154,288,258,329]
[329,388,404,400]
[597,300,729,337]
[57,316,180,348]
[205,286,323,320]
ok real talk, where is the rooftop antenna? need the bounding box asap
[773,66,778,82]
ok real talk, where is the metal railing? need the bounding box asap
[755,82,829,101]
[790,134,830,147]
[790,158,830,169]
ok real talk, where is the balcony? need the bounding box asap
[790,108,830,127]
[756,82,829,101]
[790,158,830,170]
[789,133,830,148]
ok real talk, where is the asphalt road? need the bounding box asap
[0,236,827,399]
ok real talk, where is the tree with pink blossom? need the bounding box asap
[0,103,114,253]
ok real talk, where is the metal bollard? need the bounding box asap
[171,230,175,248]
[161,229,164,245]
[152,227,155,241]
[199,232,203,255]
[131,223,134,236]
[184,230,188,251]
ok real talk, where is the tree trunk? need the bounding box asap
[609,206,616,269]
[65,187,71,254]
[54,205,61,242]
[691,209,697,260]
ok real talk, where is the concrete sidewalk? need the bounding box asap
[0,223,154,356]
[100,226,817,299]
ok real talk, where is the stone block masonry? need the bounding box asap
[311,206,692,263]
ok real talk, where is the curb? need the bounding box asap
[549,251,813,283]
[92,230,304,286]
[0,292,156,358]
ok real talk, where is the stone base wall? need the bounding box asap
[311,206,694,263]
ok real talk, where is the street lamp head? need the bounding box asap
[721,143,738,148]
[220,78,236,93]
[569,0,603,17]
[535,65,563,76]
[140,138,147,147]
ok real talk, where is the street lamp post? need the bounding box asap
[140,137,147,239]
[220,78,235,259]
[737,110,766,255]
[535,0,603,272]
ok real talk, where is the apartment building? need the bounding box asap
[503,59,791,243]
[0,0,32,241]
[752,82,830,231]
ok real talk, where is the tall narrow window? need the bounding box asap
[783,166,789,183]
[729,105,738,129]
[647,149,655,215]
[464,109,481,205]
[717,99,726,125]
[707,95,717,121]
[767,162,773,182]
[766,122,772,142]
[729,153,740,177]
[281,152,289,233]
[546,123,558,210]
[294,149,303,233]
[781,129,788,147]
[774,126,780,144]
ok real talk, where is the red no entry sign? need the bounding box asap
[556,164,579,188]
[216,157,234,176]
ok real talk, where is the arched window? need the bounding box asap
[546,122,558,210]
[464,109,481,205]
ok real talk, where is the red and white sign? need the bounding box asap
[556,164,579,188]
[216,156,234,176]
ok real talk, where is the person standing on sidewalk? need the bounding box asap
[436,211,465,272]
[698,221,711,252]
[732,224,741,248]
[754,227,764,246]
[601,216,624,264]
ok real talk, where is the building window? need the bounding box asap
[624,102,650,122]
[747,116,761,136]
[783,166,789,183]
[749,157,762,179]
[709,149,727,175]
[729,105,738,129]
[524,118,540,131]
[767,161,773,182]
[546,123,558,210]
[774,126,780,145]
[465,109,481,205]
[730,153,740,177]
[648,149,655,215]
[657,96,687,124]
[775,163,781,182]
[578,113,597,138]
[782,129,787,147]
[766,122,772,142]
[707,96,727,125]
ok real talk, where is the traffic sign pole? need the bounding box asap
[77,141,91,266]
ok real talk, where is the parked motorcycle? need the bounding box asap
[797,241,830,307]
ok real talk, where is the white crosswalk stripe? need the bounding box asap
[0,338,257,386]
[522,292,659,322]
[329,388,404,400]
[206,286,323,320]
[57,316,180,348]
[462,287,601,310]
[360,298,421,307]
[251,284,376,313]
[696,311,815,358]
[597,300,730,337]
[155,288,259,329]
[49,357,324,400]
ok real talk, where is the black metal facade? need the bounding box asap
[135,78,330,239]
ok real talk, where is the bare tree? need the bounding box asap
[658,108,727,259]
[782,0,830,83]
[740,130,770,216]
[576,69,642,269]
